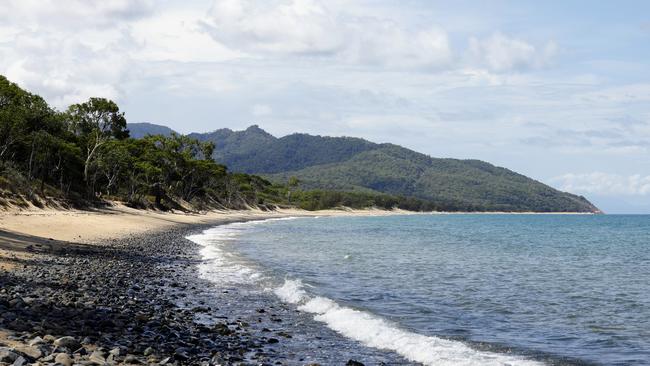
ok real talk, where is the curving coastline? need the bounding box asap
[0,206,410,365]
[188,218,546,366]
[0,206,609,365]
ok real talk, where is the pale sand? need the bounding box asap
[0,204,410,270]
[0,204,591,247]
[0,204,409,243]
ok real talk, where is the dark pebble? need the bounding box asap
[346,360,365,366]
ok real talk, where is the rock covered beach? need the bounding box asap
[0,225,282,365]
[0,217,409,366]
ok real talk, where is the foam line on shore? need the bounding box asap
[275,279,542,366]
[186,217,299,284]
[187,218,544,366]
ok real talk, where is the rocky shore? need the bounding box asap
[0,221,401,366]
[1,225,262,365]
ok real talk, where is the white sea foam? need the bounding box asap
[186,217,299,285]
[189,218,544,366]
[275,279,543,366]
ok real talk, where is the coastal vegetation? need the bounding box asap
[0,76,436,211]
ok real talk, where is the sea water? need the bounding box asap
[187,214,650,365]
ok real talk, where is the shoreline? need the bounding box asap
[0,204,411,245]
[0,205,599,271]
[0,205,599,241]
[188,219,549,366]
[0,206,603,365]
[0,208,410,365]
[0,224,293,365]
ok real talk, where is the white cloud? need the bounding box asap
[0,1,154,108]
[467,32,557,72]
[550,172,650,196]
[130,10,243,63]
[201,0,343,56]
[345,114,433,131]
[252,104,273,116]
[0,0,155,28]
[342,22,452,69]
[576,84,650,103]
[1,30,133,108]
[0,0,565,111]
[200,0,452,69]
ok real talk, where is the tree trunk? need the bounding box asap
[28,138,36,180]
[153,182,163,208]
[84,135,103,183]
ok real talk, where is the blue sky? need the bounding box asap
[1,0,649,212]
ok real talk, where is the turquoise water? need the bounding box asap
[194,214,650,365]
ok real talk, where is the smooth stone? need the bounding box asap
[12,355,28,366]
[28,337,44,346]
[109,347,125,356]
[40,354,55,362]
[0,349,19,363]
[346,360,365,366]
[276,331,292,338]
[53,336,80,350]
[210,353,225,364]
[43,335,56,342]
[174,348,189,361]
[124,355,141,364]
[213,323,232,335]
[54,353,73,366]
[89,350,106,364]
[14,345,42,359]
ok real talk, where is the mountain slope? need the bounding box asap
[189,125,377,173]
[187,125,598,213]
[128,122,177,138]
[270,145,597,212]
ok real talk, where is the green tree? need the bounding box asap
[0,76,53,162]
[286,176,300,203]
[67,98,128,187]
[0,76,28,160]
[96,140,131,196]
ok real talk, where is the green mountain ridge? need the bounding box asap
[131,123,600,213]
[128,122,176,139]
[187,125,378,173]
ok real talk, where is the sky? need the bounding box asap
[1,0,649,213]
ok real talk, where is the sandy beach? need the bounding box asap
[0,204,405,243]
[0,204,588,273]
[0,204,406,269]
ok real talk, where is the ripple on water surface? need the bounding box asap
[189,214,650,365]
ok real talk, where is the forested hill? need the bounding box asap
[187,125,377,174]
[128,122,176,138]
[144,124,598,213]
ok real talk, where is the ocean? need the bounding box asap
[187,214,650,365]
